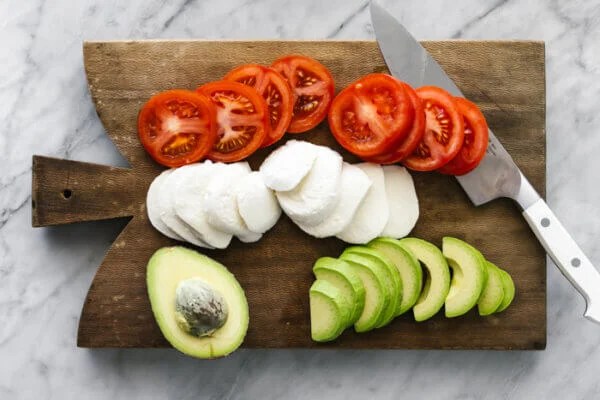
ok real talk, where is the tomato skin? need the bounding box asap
[271,55,335,133]
[137,89,217,168]
[403,86,464,172]
[197,81,269,163]
[365,82,425,164]
[224,64,294,147]
[328,74,415,158]
[438,97,489,175]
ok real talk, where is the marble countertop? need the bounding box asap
[2,0,600,398]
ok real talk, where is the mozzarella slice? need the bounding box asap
[336,163,389,244]
[146,170,184,241]
[205,162,256,237]
[173,161,233,249]
[380,165,419,238]
[237,231,263,243]
[158,167,213,248]
[236,171,281,234]
[294,163,372,238]
[276,146,343,226]
[259,140,319,191]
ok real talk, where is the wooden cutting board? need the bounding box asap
[32,40,546,350]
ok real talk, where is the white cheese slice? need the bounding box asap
[236,171,281,234]
[380,165,419,238]
[259,140,319,191]
[336,163,389,244]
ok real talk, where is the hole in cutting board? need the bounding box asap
[62,189,72,199]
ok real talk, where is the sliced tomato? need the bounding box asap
[366,82,425,164]
[197,81,269,163]
[137,89,217,167]
[328,74,414,158]
[224,64,293,147]
[402,86,464,171]
[438,97,489,175]
[271,55,334,133]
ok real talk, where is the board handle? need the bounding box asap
[32,155,138,226]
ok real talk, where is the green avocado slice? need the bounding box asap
[313,257,366,326]
[309,280,351,342]
[477,261,505,316]
[341,247,402,328]
[495,268,516,313]
[368,237,422,316]
[338,253,388,332]
[398,238,450,322]
[442,237,487,318]
[146,246,249,359]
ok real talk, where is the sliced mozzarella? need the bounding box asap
[276,146,343,226]
[294,163,372,238]
[146,170,184,241]
[380,165,419,238]
[158,167,213,248]
[237,231,263,243]
[236,171,281,234]
[336,163,389,244]
[259,140,319,191]
[173,161,233,249]
[204,162,256,237]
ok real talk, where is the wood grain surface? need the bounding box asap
[32,40,546,349]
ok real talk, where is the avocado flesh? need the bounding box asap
[442,237,487,318]
[398,238,450,322]
[313,257,366,326]
[341,247,401,328]
[368,237,422,316]
[495,268,515,313]
[146,246,249,359]
[339,255,387,332]
[310,280,351,342]
[477,262,504,315]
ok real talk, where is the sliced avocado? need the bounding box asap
[477,261,505,315]
[313,257,366,326]
[341,247,401,328]
[146,246,249,359]
[338,254,387,332]
[442,237,487,318]
[310,280,351,342]
[398,238,450,322]
[495,267,515,313]
[368,237,422,316]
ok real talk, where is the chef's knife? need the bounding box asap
[370,2,600,324]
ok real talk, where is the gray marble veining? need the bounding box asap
[2,0,600,398]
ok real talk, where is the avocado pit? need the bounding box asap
[174,278,228,337]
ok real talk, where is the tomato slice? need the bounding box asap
[328,74,414,158]
[366,82,425,164]
[271,55,335,133]
[402,86,464,171]
[137,90,217,168]
[224,64,294,147]
[197,81,269,163]
[438,97,489,175]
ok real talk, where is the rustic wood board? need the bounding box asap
[32,40,546,350]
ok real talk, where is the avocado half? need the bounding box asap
[147,246,249,359]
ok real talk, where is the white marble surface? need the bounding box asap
[2,0,600,398]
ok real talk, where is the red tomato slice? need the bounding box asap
[271,55,335,133]
[366,82,425,164]
[137,89,217,168]
[224,64,294,147]
[197,81,269,163]
[328,74,414,158]
[403,86,464,171]
[439,97,489,175]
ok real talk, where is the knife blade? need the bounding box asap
[371,1,600,324]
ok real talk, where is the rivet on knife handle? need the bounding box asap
[522,198,600,324]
